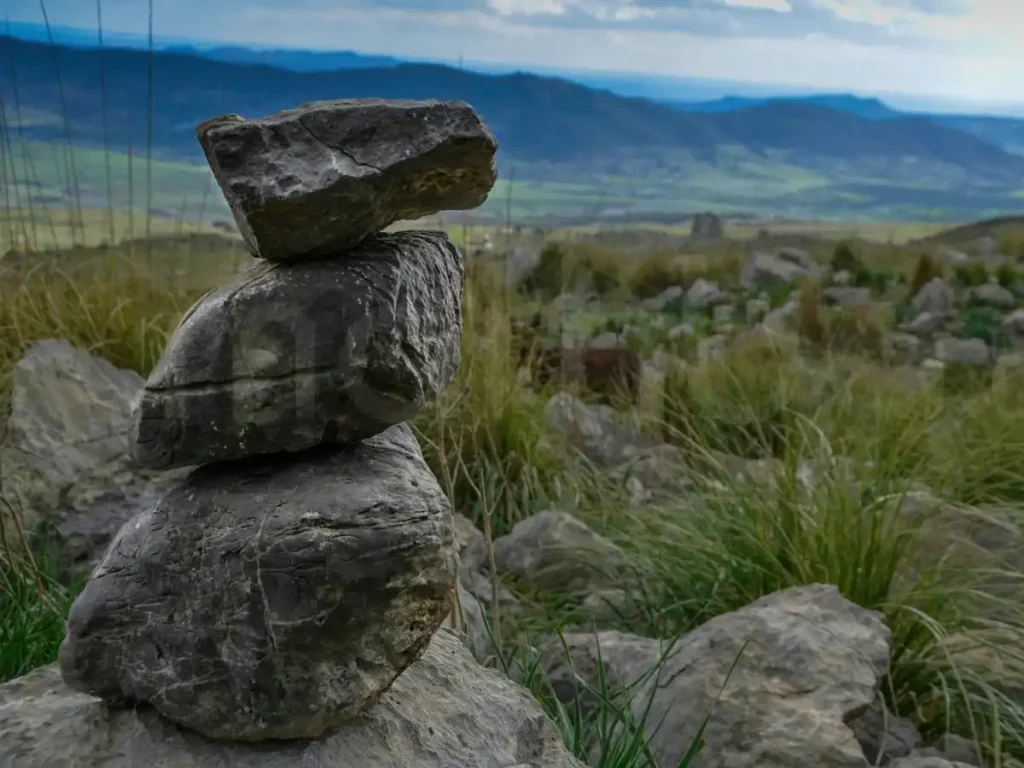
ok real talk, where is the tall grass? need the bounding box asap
[4,235,1024,766]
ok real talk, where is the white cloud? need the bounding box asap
[486,0,567,16]
[722,0,792,12]
[7,0,1024,109]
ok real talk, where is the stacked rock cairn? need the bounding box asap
[57,98,498,741]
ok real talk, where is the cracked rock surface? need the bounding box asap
[197,99,498,261]
[2,630,586,768]
[130,230,463,470]
[4,630,589,768]
[58,423,458,742]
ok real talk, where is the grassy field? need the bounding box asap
[1,229,1024,765]
[4,124,1022,229]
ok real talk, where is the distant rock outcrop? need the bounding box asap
[690,211,723,239]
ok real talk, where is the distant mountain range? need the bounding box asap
[2,31,1024,222]
[665,94,1024,156]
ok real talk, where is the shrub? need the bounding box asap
[998,229,1024,261]
[827,304,888,359]
[518,241,574,298]
[961,305,1010,348]
[519,241,627,298]
[830,241,860,273]
[629,251,684,299]
[795,280,827,348]
[953,262,989,288]
[996,262,1021,289]
[908,252,944,296]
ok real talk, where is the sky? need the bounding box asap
[7,0,1024,110]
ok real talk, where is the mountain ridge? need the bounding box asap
[3,33,1024,220]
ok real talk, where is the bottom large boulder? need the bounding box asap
[0,628,585,768]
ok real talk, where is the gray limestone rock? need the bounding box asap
[1,629,586,768]
[538,584,892,768]
[492,510,626,594]
[197,99,498,261]
[130,230,463,470]
[58,423,458,742]
[0,340,188,569]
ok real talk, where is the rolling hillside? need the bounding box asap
[3,34,1024,222]
[671,95,1024,158]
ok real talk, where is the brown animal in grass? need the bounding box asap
[519,342,642,405]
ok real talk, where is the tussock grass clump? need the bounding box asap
[416,267,565,539]
[954,261,990,289]
[0,536,80,682]
[518,240,627,298]
[628,249,744,300]
[830,240,860,273]
[630,352,1024,763]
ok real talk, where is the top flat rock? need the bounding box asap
[197,98,498,262]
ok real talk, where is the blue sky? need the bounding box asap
[7,0,1024,108]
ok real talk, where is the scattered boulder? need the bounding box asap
[1004,308,1024,344]
[59,424,458,742]
[745,295,771,323]
[539,584,891,768]
[966,279,1015,310]
[453,512,487,575]
[911,278,954,317]
[849,705,921,764]
[740,248,820,289]
[686,278,732,310]
[832,269,853,286]
[197,99,498,261]
[910,733,983,765]
[130,230,463,470]
[642,284,684,311]
[823,286,872,307]
[934,337,991,368]
[762,296,800,332]
[889,332,924,365]
[492,510,626,593]
[668,322,696,341]
[444,582,492,663]
[544,392,684,493]
[936,246,970,266]
[587,330,622,350]
[0,340,186,569]
[0,630,586,768]
[900,311,947,335]
[887,490,1024,607]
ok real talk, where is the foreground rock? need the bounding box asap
[545,392,686,494]
[197,99,498,261]
[539,584,891,767]
[1,629,586,768]
[131,230,463,470]
[59,423,457,742]
[0,340,186,568]
[492,510,626,593]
